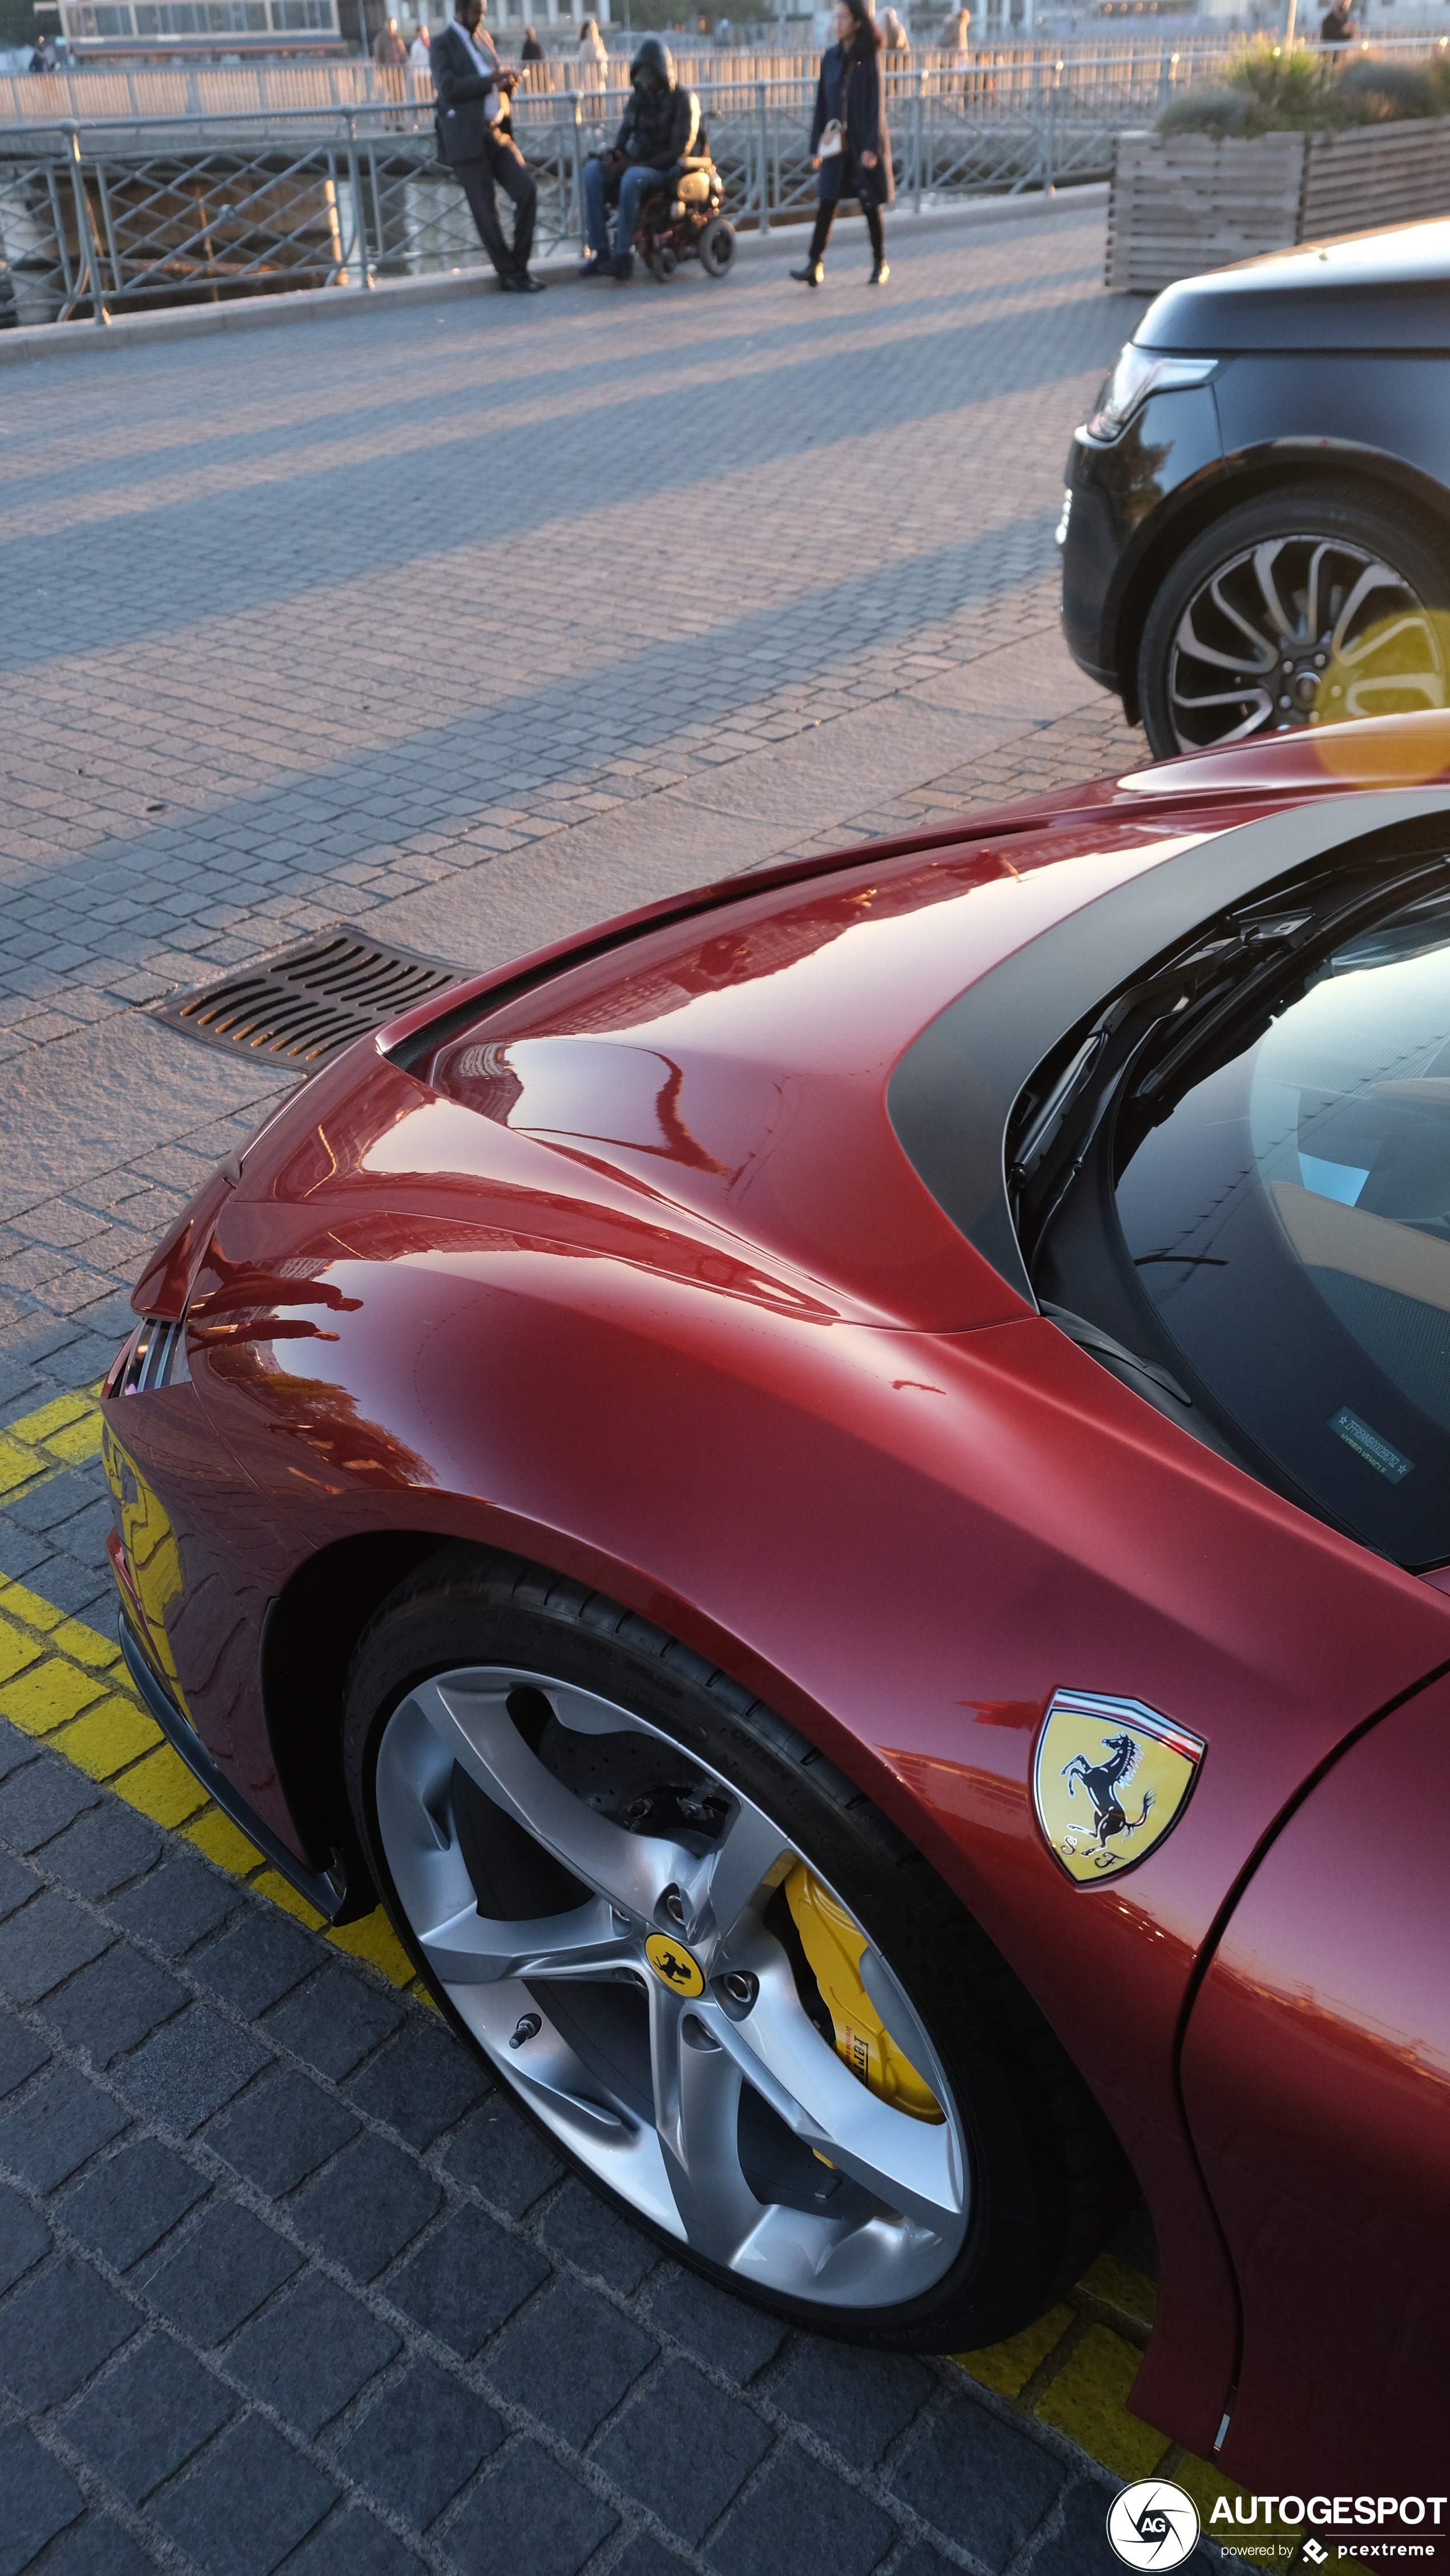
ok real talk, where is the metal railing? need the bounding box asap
[6,30,1449,126]
[7,37,1450,328]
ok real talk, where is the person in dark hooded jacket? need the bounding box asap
[581,35,699,279]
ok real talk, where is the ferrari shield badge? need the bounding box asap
[1033,1691,1205,1885]
[644,1932,706,1997]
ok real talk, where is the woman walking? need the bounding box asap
[792,0,893,289]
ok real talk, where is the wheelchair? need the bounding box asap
[630,155,735,283]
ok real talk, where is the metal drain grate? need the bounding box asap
[152,925,464,1067]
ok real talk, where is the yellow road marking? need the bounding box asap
[0,1393,1372,2559]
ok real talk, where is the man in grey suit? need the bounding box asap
[433,0,545,295]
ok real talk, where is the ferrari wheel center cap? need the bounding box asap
[644,1931,706,1997]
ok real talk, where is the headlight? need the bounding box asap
[1083,344,1217,442]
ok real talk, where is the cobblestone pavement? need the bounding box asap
[0,212,1292,2576]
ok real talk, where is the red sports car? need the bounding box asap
[102,712,1450,2506]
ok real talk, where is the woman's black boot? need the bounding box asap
[867,257,889,285]
[791,259,824,285]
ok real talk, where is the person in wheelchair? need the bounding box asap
[581,35,699,280]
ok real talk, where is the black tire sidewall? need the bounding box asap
[342,1552,1129,2352]
[1137,481,1450,761]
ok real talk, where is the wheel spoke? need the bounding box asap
[412,1674,695,1924]
[683,1796,792,1947]
[415,1891,634,1986]
[700,1949,963,2235]
[1251,540,1296,642]
[645,1978,762,2261]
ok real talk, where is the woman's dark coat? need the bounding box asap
[809,38,894,206]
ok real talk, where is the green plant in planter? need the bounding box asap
[1157,37,1449,138]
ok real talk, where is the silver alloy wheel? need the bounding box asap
[374,1665,969,2308]
[1167,533,1447,753]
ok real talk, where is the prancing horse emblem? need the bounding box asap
[1032,1691,1206,1887]
[1061,1732,1154,1867]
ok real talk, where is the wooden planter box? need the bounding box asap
[1106,118,1450,296]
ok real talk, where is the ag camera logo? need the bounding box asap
[1106,2480,1202,2569]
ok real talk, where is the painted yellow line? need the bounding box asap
[0,1393,1363,2564]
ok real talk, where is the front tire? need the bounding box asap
[1137,481,1450,760]
[343,1545,1131,2352]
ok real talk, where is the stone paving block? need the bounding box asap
[0,1754,100,1852]
[140,2200,303,2345]
[336,2356,505,2534]
[263,1961,404,2082]
[0,2063,130,2191]
[0,1855,39,1927]
[441,2096,565,2219]
[592,2359,774,2547]
[147,2410,339,2576]
[206,2066,360,2199]
[285,2505,427,2576]
[0,2252,139,2409]
[488,2276,658,2445]
[388,2205,550,2359]
[226,2268,400,2436]
[708,2447,896,2576]
[118,1999,269,2132]
[191,1901,327,2017]
[0,2417,84,2576]
[0,1888,114,2002]
[105,1847,241,1956]
[886,2388,1065,2570]
[45,1939,187,2068]
[537,2177,657,2297]
[343,2018,490,2151]
[0,1716,39,1779]
[39,1800,163,1900]
[761,2333,934,2467]
[58,2134,211,2271]
[441,2438,617,2576]
[288,2128,441,2280]
[0,2178,49,2293]
[63,2328,237,2503]
[26,2515,159,2576]
[611,2544,695,2576]
[0,2006,49,2094]
[643,2264,787,2385]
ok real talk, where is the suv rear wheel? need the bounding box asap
[343,1545,1133,2351]
[1137,481,1450,759]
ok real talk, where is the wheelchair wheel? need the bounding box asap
[649,244,679,282]
[698,216,735,278]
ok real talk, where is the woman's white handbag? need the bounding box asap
[817,117,844,155]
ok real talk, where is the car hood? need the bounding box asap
[1137,215,1450,353]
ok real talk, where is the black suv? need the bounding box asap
[1061,218,1450,760]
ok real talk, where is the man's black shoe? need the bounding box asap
[502,271,547,293]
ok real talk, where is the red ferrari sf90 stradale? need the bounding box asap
[103,713,1450,2503]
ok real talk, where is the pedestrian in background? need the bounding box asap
[1320,0,1358,41]
[577,14,607,61]
[373,14,407,64]
[882,9,909,50]
[521,22,545,58]
[433,0,546,293]
[791,0,892,290]
[942,6,970,49]
[409,19,431,68]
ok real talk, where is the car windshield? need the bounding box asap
[1115,884,1450,1567]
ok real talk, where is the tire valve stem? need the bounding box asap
[509,2013,542,2050]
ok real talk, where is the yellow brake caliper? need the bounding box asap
[783,1861,944,2124]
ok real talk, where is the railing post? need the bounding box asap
[756,78,769,235]
[569,87,584,249]
[913,62,923,215]
[63,124,107,325]
[345,108,370,286]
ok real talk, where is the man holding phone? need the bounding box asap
[433,0,545,295]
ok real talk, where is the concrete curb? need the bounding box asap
[0,179,1107,365]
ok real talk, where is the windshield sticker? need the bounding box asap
[1328,1406,1414,1483]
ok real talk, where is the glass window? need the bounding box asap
[1115,886,1450,1567]
[272,0,334,26]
